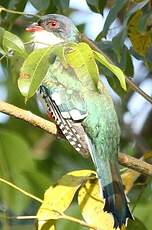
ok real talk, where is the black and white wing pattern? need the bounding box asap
[39,85,90,158]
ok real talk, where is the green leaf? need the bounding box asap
[96,0,128,40]
[0,129,35,213]
[29,0,49,11]
[57,203,87,230]
[23,171,51,198]
[53,0,70,10]
[132,202,152,230]
[93,50,127,90]
[0,129,51,214]
[0,28,27,57]
[121,46,134,76]
[96,0,148,41]
[127,218,148,230]
[39,220,56,230]
[2,0,27,27]
[0,27,5,45]
[37,170,93,229]
[86,0,101,13]
[50,44,68,68]
[18,41,126,100]
[98,0,107,14]
[65,42,99,89]
[112,33,134,76]
[86,0,106,14]
[78,179,115,230]
[18,46,53,99]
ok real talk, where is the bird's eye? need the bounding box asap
[48,20,59,29]
[38,20,42,26]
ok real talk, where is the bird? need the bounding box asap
[26,14,133,228]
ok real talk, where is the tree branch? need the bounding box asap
[118,153,152,176]
[0,100,57,135]
[0,100,152,176]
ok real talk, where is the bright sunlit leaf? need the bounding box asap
[18,41,127,100]
[0,27,27,58]
[78,179,117,230]
[65,42,99,89]
[121,169,141,193]
[94,50,127,90]
[18,46,53,100]
[37,170,94,230]
[38,220,56,230]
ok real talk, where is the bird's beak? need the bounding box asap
[26,23,43,32]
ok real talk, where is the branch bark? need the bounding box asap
[0,100,57,135]
[0,100,152,176]
[118,153,152,176]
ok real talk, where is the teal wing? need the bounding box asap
[39,85,90,157]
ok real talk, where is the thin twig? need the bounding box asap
[0,212,97,229]
[0,6,40,18]
[0,100,152,176]
[0,177,43,203]
[52,210,97,230]
[0,178,97,229]
[0,215,37,220]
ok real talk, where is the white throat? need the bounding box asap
[32,30,64,49]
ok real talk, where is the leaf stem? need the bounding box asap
[52,210,98,230]
[0,7,40,18]
[0,215,37,220]
[0,177,43,203]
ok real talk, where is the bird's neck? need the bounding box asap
[32,30,65,49]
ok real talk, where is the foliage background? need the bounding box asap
[0,0,152,229]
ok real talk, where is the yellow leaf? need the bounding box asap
[121,169,140,193]
[65,42,99,89]
[37,170,94,229]
[143,151,152,160]
[120,225,127,230]
[38,220,56,230]
[128,11,151,56]
[78,179,117,230]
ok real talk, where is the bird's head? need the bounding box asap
[26,14,80,48]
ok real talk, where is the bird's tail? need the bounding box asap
[92,153,133,228]
[102,160,133,228]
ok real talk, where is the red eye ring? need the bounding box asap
[49,20,59,28]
